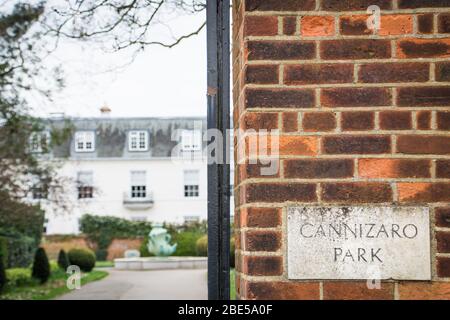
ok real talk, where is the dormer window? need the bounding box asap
[129,131,148,151]
[29,131,50,153]
[181,130,202,152]
[75,131,95,152]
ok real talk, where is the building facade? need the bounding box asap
[31,116,233,235]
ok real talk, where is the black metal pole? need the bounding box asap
[207,0,230,300]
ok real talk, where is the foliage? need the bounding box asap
[0,237,7,267]
[196,235,207,257]
[68,248,96,272]
[0,256,5,293]
[57,250,69,270]
[79,214,152,253]
[139,235,154,258]
[230,237,235,268]
[172,231,204,257]
[32,248,50,284]
[5,268,33,287]
[3,234,36,268]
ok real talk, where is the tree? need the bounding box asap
[0,2,72,209]
[32,247,50,283]
[0,251,6,292]
[57,249,70,270]
[45,0,206,53]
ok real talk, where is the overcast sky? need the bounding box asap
[29,5,207,118]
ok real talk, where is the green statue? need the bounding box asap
[147,223,177,256]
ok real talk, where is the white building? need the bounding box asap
[30,115,234,235]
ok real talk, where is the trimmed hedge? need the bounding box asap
[68,248,96,272]
[57,249,69,270]
[0,256,5,293]
[32,248,50,284]
[196,235,207,257]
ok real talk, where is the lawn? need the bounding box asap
[230,268,235,300]
[95,260,114,268]
[0,268,108,300]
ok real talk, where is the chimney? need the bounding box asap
[100,103,111,117]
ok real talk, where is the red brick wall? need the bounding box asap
[233,0,450,300]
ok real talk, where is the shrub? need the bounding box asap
[139,235,154,257]
[0,237,7,267]
[173,231,204,256]
[230,237,235,268]
[5,268,33,287]
[57,249,69,270]
[196,235,208,257]
[0,256,5,293]
[68,248,96,272]
[5,235,36,268]
[94,249,108,261]
[32,248,50,283]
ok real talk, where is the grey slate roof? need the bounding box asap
[46,117,207,159]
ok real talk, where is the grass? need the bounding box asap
[95,260,114,268]
[0,268,108,300]
[230,268,235,300]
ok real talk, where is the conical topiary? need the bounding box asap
[0,256,6,293]
[32,248,50,283]
[57,249,70,271]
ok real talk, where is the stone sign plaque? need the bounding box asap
[287,206,431,280]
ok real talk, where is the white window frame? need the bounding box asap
[77,171,94,199]
[184,170,200,198]
[29,131,50,153]
[181,130,202,152]
[75,131,95,152]
[130,170,147,198]
[128,130,149,152]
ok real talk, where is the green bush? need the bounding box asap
[139,235,154,257]
[173,231,204,256]
[5,235,36,268]
[5,268,33,287]
[57,250,69,270]
[0,256,5,293]
[196,235,208,257]
[95,249,108,261]
[230,237,235,268]
[32,248,50,283]
[68,248,96,272]
[0,237,7,267]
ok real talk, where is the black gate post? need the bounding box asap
[207,0,230,300]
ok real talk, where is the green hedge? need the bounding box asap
[0,235,36,268]
[68,248,96,272]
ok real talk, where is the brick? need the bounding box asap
[437,257,450,278]
[321,182,393,203]
[323,282,394,300]
[417,111,431,130]
[302,112,336,132]
[284,159,354,178]
[282,112,298,132]
[358,159,431,178]
[244,16,278,36]
[323,136,391,154]
[283,16,297,35]
[437,111,450,130]
[341,111,374,131]
[436,160,450,178]
[439,13,450,33]
[399,282,450,300]
[242,112,278,130]
[436,207,450,228]
[245,0,316,11]
[240,162,280,179]
[245,88,315,108]
[397,87,450,107]
[340,15,371,35]
[321,0,392,10]
[322,88,391,107]
[379,15,414,36]
[397,183,450,202]
[245,281,319,300]
[379,111,412,130]
[321,39,391,60]
[242,255,283,276]
[437,232,450,253]
[399,0,450,8]
[244,231,281,252]
[301,16,335,36]
[245,65,279,84]
[418,14,434,34]
[243,183,317,203]
[243,207,282,228]
[279,136,318,155]
[397,38,450,58]
[397,135,450,154]
[358,63,429,83]
[247,41,316,61]
[284,64,353,85]
[436,62,450,81]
